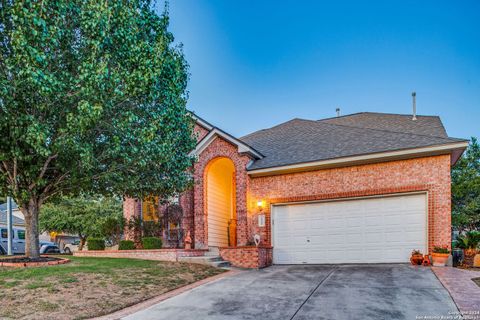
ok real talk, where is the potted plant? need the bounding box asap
[410,250,424,265]
[431,246,450,267]
[455,231,480,267]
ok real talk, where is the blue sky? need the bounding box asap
[162,1,480,139]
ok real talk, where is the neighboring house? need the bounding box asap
[0,201,24,223]
[0,210,26,228]
[124,112,468,267]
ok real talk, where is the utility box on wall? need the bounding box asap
[258,214,265,227]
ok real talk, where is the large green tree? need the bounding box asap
[0,1,196,258]
[40,196,123,250]
[452,137,480,232]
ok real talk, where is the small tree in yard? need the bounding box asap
[452,137,480,232]
[0,1,196,258]
[40,196,123,250]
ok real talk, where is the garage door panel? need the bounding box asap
[273,194,427,264]
[364,215,384,226]
[345,232,363,243]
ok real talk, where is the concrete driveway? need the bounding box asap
[123,265,458,320]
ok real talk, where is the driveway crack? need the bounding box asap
[289,266,338,320]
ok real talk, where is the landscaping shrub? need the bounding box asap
[87,238,105,251]
[142,237,162,249]
[118,240,135,250]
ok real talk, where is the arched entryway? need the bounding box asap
[205,157,236,247]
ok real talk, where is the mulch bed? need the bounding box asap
[0,256,69,268]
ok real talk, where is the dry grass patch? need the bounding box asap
[0,256,224,320]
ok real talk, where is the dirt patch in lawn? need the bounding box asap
[0,256,224,320]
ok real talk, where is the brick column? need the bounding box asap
[123,197,142,245]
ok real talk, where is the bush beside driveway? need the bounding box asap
[0,256,224,320]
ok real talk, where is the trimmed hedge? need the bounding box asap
[87,238,105,251]
[118,240,135,250]
[142,237,162,249]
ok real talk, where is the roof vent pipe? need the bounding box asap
[336,108,340,117]
[412,92,417,121]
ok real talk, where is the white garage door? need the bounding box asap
[272,193,427,264]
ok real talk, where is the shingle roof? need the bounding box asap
[240,113,466,170]
[0,211,25,226]
[0,201,18,212]
[319,112,448,137]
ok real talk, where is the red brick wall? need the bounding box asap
[192,137,252,248]
[123,198,141,243]
[194,123,209,141]
[123,198,141,221]
[179,189,195,245]
[247,155,452,252]
[219,246,273,268]
[74,249,207,261]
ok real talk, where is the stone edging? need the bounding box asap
[92,269,241,320]
[0,257,70,268]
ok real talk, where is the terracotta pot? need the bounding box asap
[431,253,450,267]
[410,254,424,265]
[463,249,477,267]
[474,253,480,267]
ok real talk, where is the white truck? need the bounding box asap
[0,227,26,255]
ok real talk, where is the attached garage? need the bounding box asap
[272,193,427,264]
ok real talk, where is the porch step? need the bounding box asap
[204,247,220,257]
[178,255,231,268]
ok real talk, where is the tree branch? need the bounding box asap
[41,171,69,202]
[1,160,16,191]
[29,154,58,191]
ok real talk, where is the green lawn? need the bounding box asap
[0,256,224,320]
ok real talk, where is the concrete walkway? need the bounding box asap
[432,267,480,314]
[123,264,458,320]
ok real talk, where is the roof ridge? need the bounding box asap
[240,118,314,140]
[317,112,441,122]
[317,121,465,142]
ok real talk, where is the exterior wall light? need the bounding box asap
[257,200,263,209]
[257,200,266,227]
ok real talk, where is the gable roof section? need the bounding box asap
[241,114,467,174]
[190,113,263,159]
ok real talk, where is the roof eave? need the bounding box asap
[189,112,214,131]
[247,141,469,177]
[190,128,264,160]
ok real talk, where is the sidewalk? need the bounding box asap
[432,267,480,314]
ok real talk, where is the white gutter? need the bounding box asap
[247,141,468,177]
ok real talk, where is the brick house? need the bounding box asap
[124,112,467,268]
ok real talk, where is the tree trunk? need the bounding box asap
[22,199,41,259]
[78,237,86,251]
